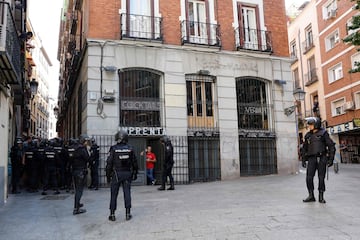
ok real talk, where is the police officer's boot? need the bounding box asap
[303,191,316,202]
[73,208,86,215]
[108,210,116,221]
[125,208,132,221]
[158,184,165,191]
[167,183,175,190]
[319,191,326,203]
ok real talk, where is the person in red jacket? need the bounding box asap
[141,146,157,185]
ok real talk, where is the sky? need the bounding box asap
[28,0,63,99]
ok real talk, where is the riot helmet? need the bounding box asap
[305,117,321,129]
[160,135,169,143]
[115,130,128,144]
[79,134,90,144]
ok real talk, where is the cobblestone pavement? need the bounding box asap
[0,164,359,240]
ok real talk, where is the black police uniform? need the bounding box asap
[10,141,23,193]
[302,121,336,203]
[158,138,175,191]
[24,142,38,192]
[70,142,90,214]
[64,140,77,192]
[42,143,60,195]
[53,140,67,189]
[89,141,100,190]
[106,137,138,221]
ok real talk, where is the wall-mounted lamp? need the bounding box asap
[284,87,306,116]
[30,78,38,96]
[53,106,59,119]
[103,66,117,72]
[274,79,287,85]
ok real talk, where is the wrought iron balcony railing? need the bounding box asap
[302,37,314,54]
[121,13,162,41]
[304,68,318,86]
[0,2,21,85]
[235,27,272,52]
[181,20,221,47]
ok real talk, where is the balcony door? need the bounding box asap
[128,0,153,38]
[187,0,208,44]
[238,4,260,50]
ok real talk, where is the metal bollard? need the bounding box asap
[333,160,339,174]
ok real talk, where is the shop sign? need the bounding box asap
[121,100,160,111]
[328,121,354,134]
[120,127,166,136]
[353,118,360,127]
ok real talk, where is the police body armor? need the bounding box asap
[24,145,36,166]
[305,129,327,157]
[44,146,57,168]
[113,146,132,171]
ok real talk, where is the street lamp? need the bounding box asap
[284,87,306,116]
[29,78,38,97]
[53,106,59,119]
[293,87,306,102]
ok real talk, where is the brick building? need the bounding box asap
[317,0,360,163]
[57,0,296,185]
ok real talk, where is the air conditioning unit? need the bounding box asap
[328,9,336,19]
[343,101,355,111]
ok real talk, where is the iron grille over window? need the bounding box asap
[236,78,270,130]
[119,69,161,127]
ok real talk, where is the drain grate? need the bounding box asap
[40,195,69,200]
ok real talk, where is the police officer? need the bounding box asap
[302,117,336,203]
[10,138,24,194]
[106,130,138,221]
[70,134,90,215]
[53,138,67,189]
[42,139,60,195]
[24,138,38,192]
[64,138,78,192]
[89,138,100,190]
[158,135,175,191]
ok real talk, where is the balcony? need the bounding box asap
[181,20,221,47]
[290,51,298,64]
[235,27,272,52]
[302,37,314,54]
[121,13,162,41]
[0,2,21,85]
[304,68,318,86]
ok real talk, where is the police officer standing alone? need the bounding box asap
[106,130,138,221]
[70,134,90,215]
[158,136,175,191]
[301,117,336,203]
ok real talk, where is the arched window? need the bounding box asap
[119,69,161,127]
[236,77,269,130]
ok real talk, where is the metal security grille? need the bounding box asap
[118,69,162,127]
[239,137,277,176]
[236,77,277,176]
[236,77,271,131]
[91,135,221,186]
[188,136,221,182]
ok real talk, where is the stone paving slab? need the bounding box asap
[0,164,359,240]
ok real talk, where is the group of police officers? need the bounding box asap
[10,130,175,221]
[10,134,100,211]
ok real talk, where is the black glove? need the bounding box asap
[327,158,334,167]
[107,175,112,183]
[302,160,307,168]
[132,172,137,181]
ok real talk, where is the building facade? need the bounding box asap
[0,0,34,206]
[57,0,296,185]
[287,0,325,150]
